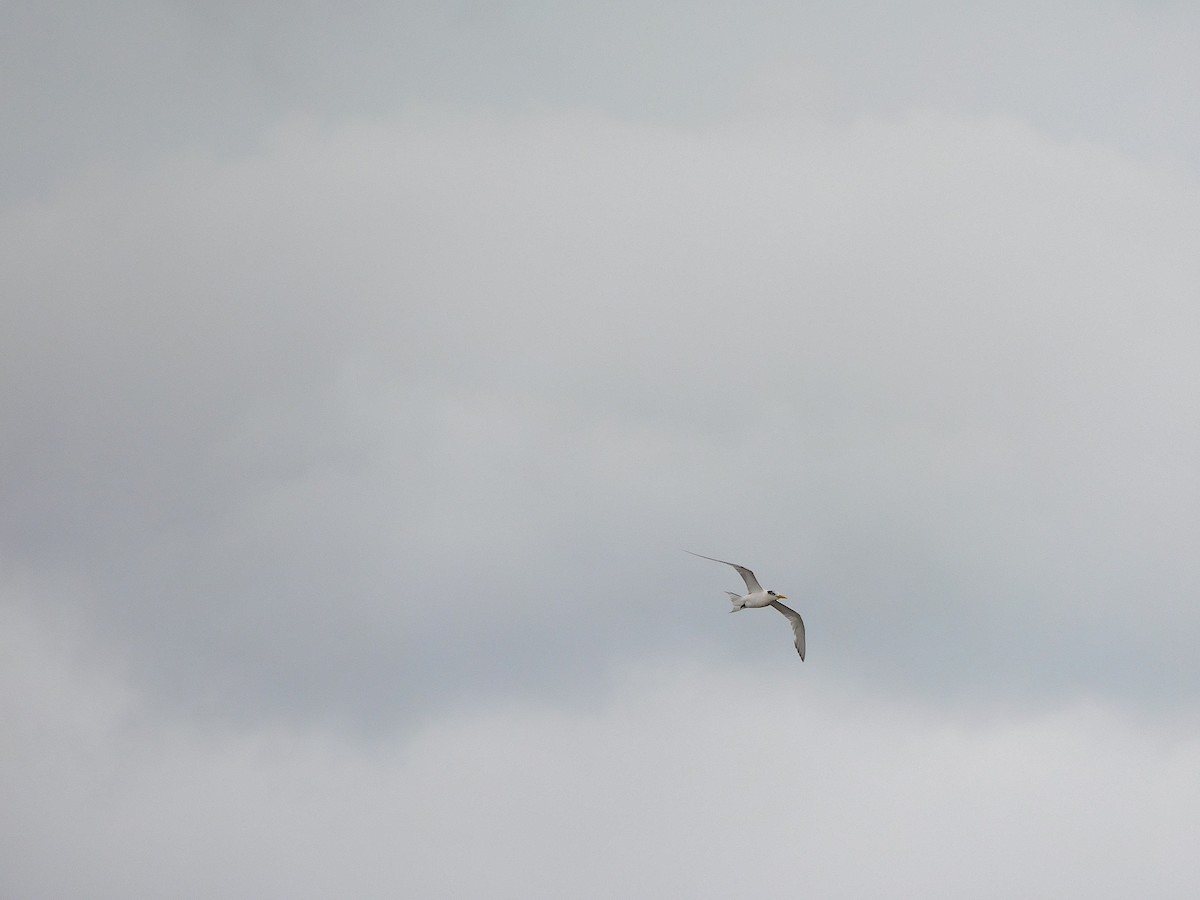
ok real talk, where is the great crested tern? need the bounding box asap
[686,551,805,660]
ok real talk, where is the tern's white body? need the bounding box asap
[687,551,806,661]
[730,589,777,610]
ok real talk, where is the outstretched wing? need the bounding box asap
[769,600,806,661]
[685,551,763,594]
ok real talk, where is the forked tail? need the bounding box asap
[726,591,744,611]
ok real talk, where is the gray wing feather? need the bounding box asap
[769,600,806,661]
[684,551,763,594]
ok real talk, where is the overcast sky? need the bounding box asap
[3,2,1200,897]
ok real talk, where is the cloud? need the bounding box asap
[4,1,1197,205]
[3,601,1198,898]
[2,107,1198,729]
[4,5,1200,896]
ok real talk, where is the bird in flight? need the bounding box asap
[686,551,805,660]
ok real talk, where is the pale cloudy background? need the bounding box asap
[3,2,1200,897]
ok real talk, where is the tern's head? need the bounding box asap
[768,590,787,600]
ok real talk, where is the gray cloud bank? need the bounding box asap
[3,3,1200,895]
[3,107,1198,727]
[3,1,1197,201]
[4,604,1199,898]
